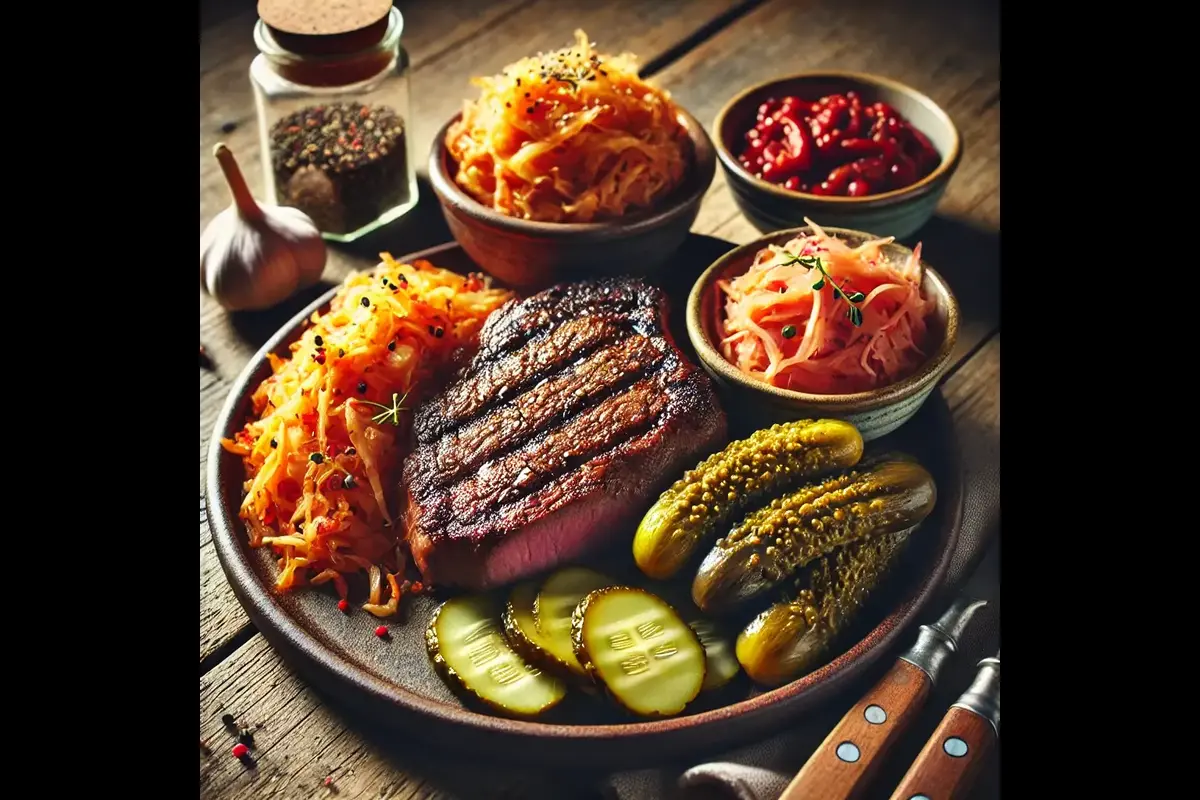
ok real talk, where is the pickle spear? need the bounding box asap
[571,586,707,716]
[426,594,567,717]
[633,419,863,580]
[692,454,935,614]
[736,528,913,687]
[532,567,612,678]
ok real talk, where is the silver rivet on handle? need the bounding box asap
[835,742,861,763]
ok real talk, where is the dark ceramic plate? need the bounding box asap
[206,234,962,770]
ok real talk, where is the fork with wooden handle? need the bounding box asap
[888,650,1000,800]
[777,597,987,800]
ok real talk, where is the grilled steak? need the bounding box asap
[402,278,728,590]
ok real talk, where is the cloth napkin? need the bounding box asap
[604,399,1001,800]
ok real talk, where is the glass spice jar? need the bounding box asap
[249,7,418,243]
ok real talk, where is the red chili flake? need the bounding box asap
[277,479,302,503]
[351,138,362,150]
[360,106,370,118]
[324,776,334,787]
[232,743,249,759]
[313,351,326,365]
[411,581,424,594]
[337,599,349,613]
[374,625,389,638]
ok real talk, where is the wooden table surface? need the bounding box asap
[199,1,1000,797]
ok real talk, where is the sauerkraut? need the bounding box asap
[221,255,514,615]
[446,29,691,223]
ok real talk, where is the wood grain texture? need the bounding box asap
[779,660,931,800]
[199,0,749,665]
[197,334,999,798]
[198,0,1001,793]
[887,706,997,800]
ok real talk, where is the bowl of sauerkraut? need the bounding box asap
[685,220,959,441]
[429,30,716,289]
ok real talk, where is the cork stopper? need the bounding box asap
[258,0,394,56]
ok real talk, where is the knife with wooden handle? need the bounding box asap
[888,650,1000,800]
[777,597,987,800]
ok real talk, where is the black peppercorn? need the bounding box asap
[387,341,396,351]
[357,381,367,394]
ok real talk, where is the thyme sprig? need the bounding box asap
[354,391,411,427]
[778,253,867,326]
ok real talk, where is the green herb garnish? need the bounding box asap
[779,254,866,326]
[355,391,411,427]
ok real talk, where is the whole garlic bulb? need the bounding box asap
[200,143,327,311]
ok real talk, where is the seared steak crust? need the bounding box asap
[403,278,728,590]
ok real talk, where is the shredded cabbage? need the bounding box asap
[221,256,514,615]
[718,218,936,394]
[445,29,691,223]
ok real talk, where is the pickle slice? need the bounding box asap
[689,619,741,691]
[571,587,706,716]
[426,594,567,718]
[502,580,561,670]
[533,567,612,678]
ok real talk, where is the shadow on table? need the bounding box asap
[902,214,1001,340]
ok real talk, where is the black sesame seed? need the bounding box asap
[345,447,356,456]
[357,381,367,394]
[310,453,324,464]
[782,325,797,339]
[270,439,278,448]
[314,335,323,346]
[360,297,370,307]
[338,349,345,357]
[221,714,236,728]
[387,341,396,351]
[343,475,357,489]
[434,327,444,338]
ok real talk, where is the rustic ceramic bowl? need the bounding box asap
[428,108,716,289]
[714,71,962,240]
[686,226,960,441]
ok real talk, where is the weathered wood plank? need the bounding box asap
[660,0,1000,233]
[199,333,1000,799]
[199,0,752,665]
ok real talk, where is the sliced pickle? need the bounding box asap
[571,586,706,716]
[502,580,561,670]
[689,619,741,691]
[533,567,612,677]
[426,593,567,718]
